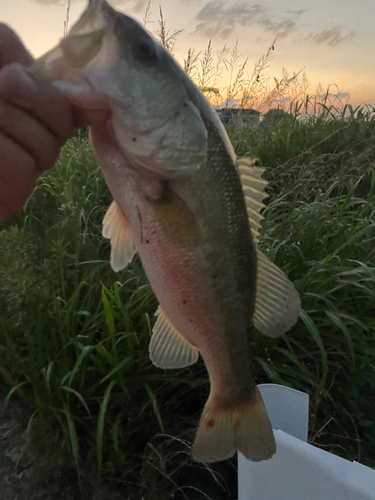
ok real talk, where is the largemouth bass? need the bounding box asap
[32,0,300,463]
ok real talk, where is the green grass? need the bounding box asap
[233,102,375,201]
[0,139,207,496]
[0,106,375,497]
[255,184,375,463]
[230,103,375,465]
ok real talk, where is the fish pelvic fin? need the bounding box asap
[192,385,276,463]
[237,157,268,244]
[150,307,199,369]
[102,200,137,272]
[253,249,301,337]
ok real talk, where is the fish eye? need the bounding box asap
[134,40,157,64]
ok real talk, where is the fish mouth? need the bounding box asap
[50,70,114,129]
[52,70,109,109]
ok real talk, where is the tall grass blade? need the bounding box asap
[97,379,117,473]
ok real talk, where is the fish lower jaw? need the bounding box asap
[53,73,113,111]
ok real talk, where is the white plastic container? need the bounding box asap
[238,384,375,500]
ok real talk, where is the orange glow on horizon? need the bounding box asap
[3,0,375,109]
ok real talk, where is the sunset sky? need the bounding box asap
[2,0,375,106]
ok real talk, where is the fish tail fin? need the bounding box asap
[192,385,276,463]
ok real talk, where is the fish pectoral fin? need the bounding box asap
[237,157,268,244]
[253,250,301,337]
[149,307,199,369]
[102,200,137,272]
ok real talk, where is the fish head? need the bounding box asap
[32,0,208,177]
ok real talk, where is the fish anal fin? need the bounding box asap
[150,307,199,369]
[102,200,137,272]
[254,250,301,338]
[193,385,276,463]
[237,157,269,244]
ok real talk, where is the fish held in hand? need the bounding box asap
[32,0,301,463]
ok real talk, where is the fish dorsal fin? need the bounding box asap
[253,250,301,338]
[102,200,137,272]
[150,307,199,369]
[237,158,268,243]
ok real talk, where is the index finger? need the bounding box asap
[0,64,73,146]
[0,24,33,68]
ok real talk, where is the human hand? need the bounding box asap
[0,24,74,223]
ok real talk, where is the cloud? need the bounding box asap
[29,0,146,9]
[128,0,149,13]
[258,16,296,38]
[305,26,357,46]
[285,9,307,16]
[195,1,298,39]
[195,1,265,38]
[197,1,264,23]
[29,0,70,5]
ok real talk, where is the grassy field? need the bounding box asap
[0,105,374,498]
